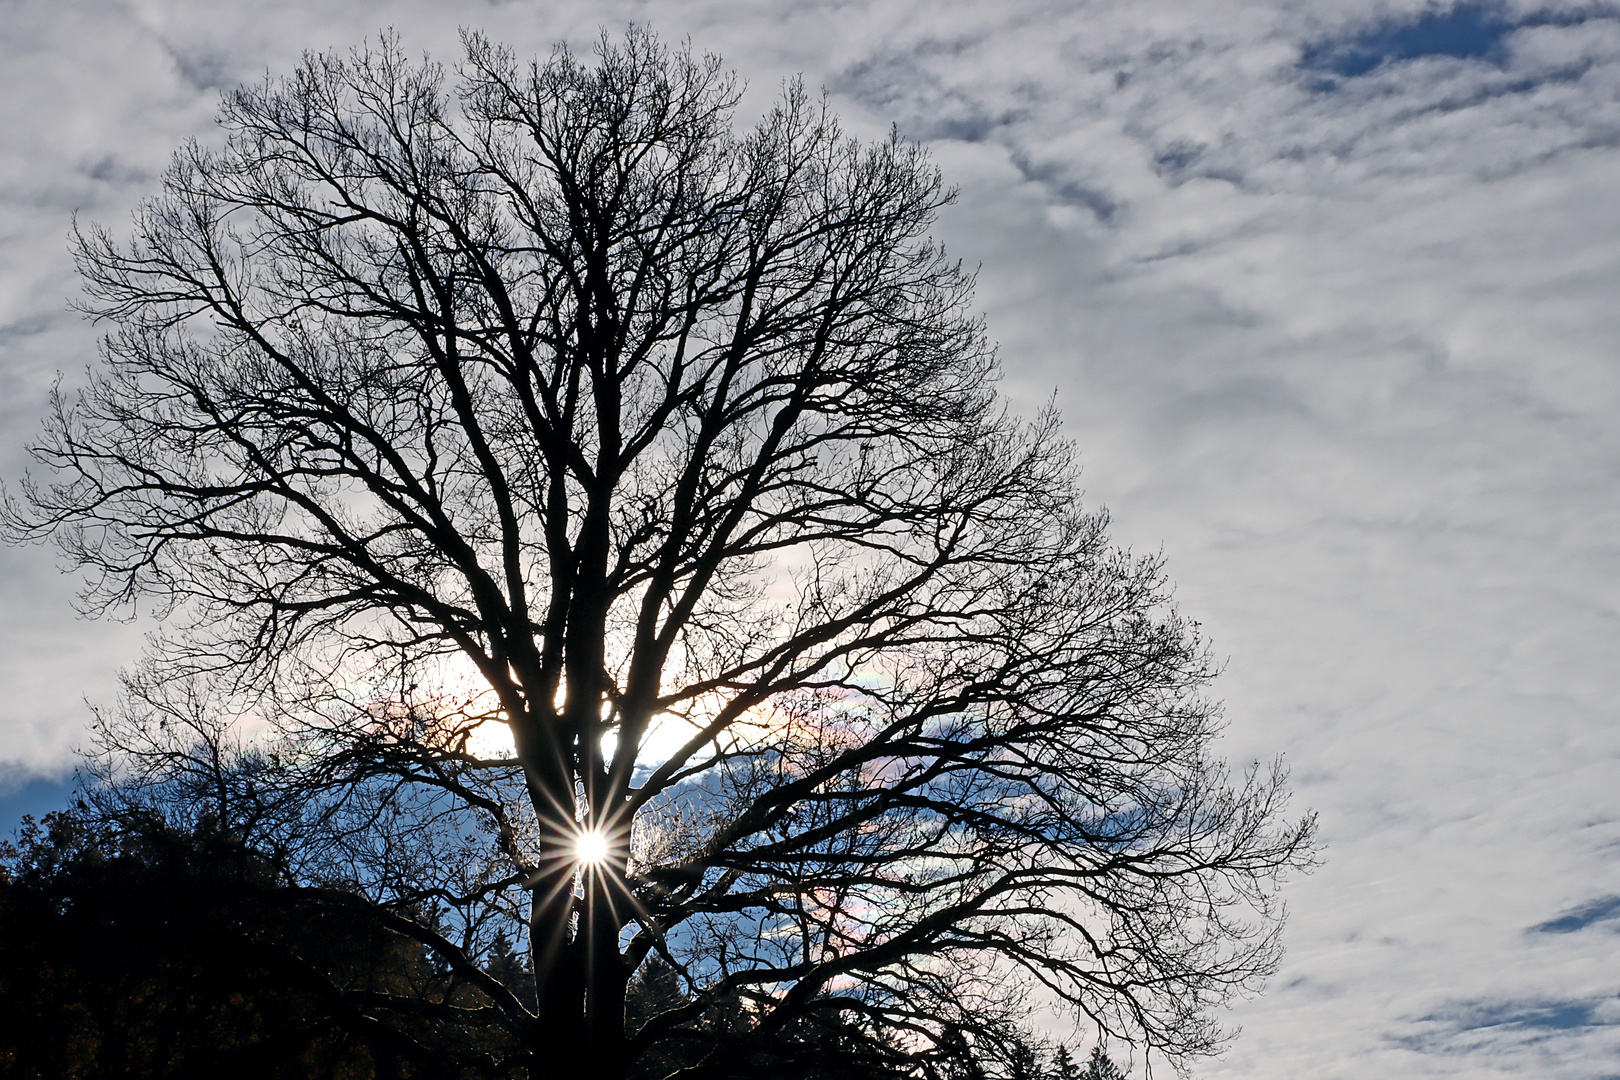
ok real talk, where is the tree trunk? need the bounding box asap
[583,865,630,1080]
[523,702,588,1075]
[529,878,583,1074]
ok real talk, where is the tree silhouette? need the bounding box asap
[1078,1044,1128,1080]
[5,27,1314,1080]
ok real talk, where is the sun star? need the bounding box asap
[576,827,610,867]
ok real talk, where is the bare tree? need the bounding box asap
[5,28,1314,1080]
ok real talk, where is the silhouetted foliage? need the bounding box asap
[1076,1045,1128,1080]
[5,25,1314,1080]
[1,808,1044,1080]
[0,809,491,1079]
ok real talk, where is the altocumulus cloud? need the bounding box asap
[3,1,1620,1077]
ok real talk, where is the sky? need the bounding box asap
[2,0,1619,1076]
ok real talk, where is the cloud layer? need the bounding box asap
[3,1,1619,1075]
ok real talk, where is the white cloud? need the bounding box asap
[3,0,1618,1074]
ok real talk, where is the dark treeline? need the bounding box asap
[1,809,458,1079]
[1,808,1130,1080]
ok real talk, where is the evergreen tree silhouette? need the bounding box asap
[1079,1044,1128,1080]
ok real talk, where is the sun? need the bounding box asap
[575,826,611,867]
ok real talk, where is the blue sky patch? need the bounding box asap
[1445,999,1603,1031]
[1396,994,1618,1054]
[0,773,77,839]
[1303,3,1513,77]
[1533,895,1620,934]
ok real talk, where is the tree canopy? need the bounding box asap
[4,27,1314,1080]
